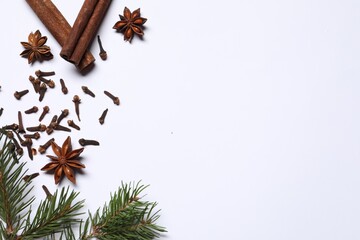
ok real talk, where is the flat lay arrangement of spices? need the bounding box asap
[0,1,166,239]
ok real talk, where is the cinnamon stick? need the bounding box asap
[25,0,95,72]
[61,0,112,66]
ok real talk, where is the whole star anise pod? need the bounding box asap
[20,30,53,64]
[41,136,85,184]
[113,7,147,42]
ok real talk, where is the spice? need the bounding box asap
[41,136,85,184]
[14,89,29,100]
[38,138,54,154]
[60,0,112,66]
[39,83,47,102]
[29,76,40,93]
[24,132,41,140]
[18,111,26,134]
[38,76,55,88]
[23,138,33,160]
[46,115,58,135]
[26,0,95,71]
[104,90,120,105]
[97,35,107,60]
[79,138,100,146]
[23,172,39,182]
[67,120,80,131]
[82,86,95,97]
[57,109,69,124]
[99,108,108,125]
[26,124,46,132]
[73,95,81,121]
[53,123,72,132]
[42,185,53,199]
[60,79,68,94]
[39,106,50,122]
[20,30,53,64]
[0,108,3,117]
[3,123,18,131]
[25,106,38,114]
[35,70,55,77]
[113,7,147,42]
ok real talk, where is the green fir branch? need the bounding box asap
[79,182,166,240]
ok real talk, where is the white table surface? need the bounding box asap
[1,0,360,239]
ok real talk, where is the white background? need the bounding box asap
[0,0,360,239]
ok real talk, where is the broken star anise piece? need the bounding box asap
[41,136,85,184]
[20,30,53,64]
[113,7,147,42]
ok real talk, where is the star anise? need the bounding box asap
[113,7,147,42]
[41,136,85,184]
[20,30,53,64]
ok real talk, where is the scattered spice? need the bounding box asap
[79,138,100,146]
[46,115,58,135]
[82,86,95,97]
[4,123,18,131]
[97,35,107,60]
[60,79,68,94]
[20,30,53,64]
[14,89,29,100]
[99,108,108,125]
[67,120,80,131]
[113,7,147,42]
[35,70,55,77]
[18,111,26,134]
[39,83,47,102]
[42,185,53,199]
[0,108,3,117]
[38,76,55,88]
[39,106,50,122]
[41,136,85,184]
[53,123,72,132]
[23,172,39,182]
[38,138,54,154]
[57,109,69,124]
[29,76,40,93]
[26,124,46,132]
[24,132,41,140]
[25,106,38,114]
[104,90,120,105]
[73,95,81,121]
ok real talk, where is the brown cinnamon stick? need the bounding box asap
[61,0,112,66]
[25,0,95,72]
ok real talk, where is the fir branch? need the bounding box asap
[0,130,34,239]
[20,187,84,239]
[79,182,166,240]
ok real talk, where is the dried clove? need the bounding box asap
[60,78,68,94]
[18,111,25,133]
[29,76,41,93]
[35,69,55,77]
[104,90,120,105]
[46,115,58,135]
[26,124,46,132]
[99,108,108,125]
[73,95,81,121]
[79,138,100,146]
[42,185,53,199]
[67,120,80,130]
[39,106,50,122]
[38,76,55,88]
[14,89,29,100]
[38,138,54,154]
[82,86,95,97]
[24,132,40,140]
[97,35,107,60]
[39,83,47,102]
[23,138,33,160]
[57,109,69,124]
[0,107,3,117]
[3,123,18,131]
[23,172,39,182]
[25,106,38,114]
[52,123,71,132]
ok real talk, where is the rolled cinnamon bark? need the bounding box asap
[25,0,95,72]
[61,0,112,66]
